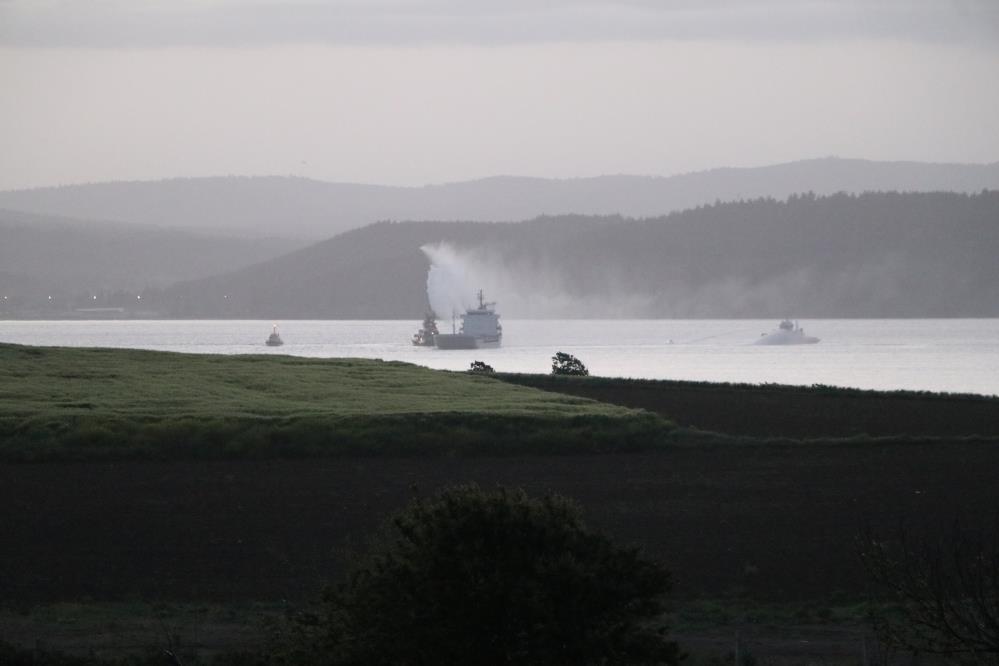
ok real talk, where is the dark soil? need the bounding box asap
[498,374,999,438]
[3,440,997,605]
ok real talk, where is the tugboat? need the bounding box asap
[754,319,819,345]
[434,290,502,350]
[265,324,284,347]
[412,311,439,347]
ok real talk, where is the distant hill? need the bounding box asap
[155,190,999,319]
[1,158,997,240]
[0,209,304,313]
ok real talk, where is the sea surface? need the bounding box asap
[2,319,998,396]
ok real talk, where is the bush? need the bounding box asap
[859,518,999,662]
[297,484,681,665]
[551,351,589,376]
[469,360,494,373]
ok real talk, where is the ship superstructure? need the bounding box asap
[754,319,819,345]
[434,290,503,350]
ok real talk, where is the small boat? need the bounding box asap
[435,290,503,350]
[755,319,819,345]
[265,324,284,346]
[412,311,439,347]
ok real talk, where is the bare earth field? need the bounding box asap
[3,442,996,603]
[498,373,999,438]
[3,441,996,662]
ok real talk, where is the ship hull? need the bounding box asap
[754,331,819,345]
[434,334,501,350]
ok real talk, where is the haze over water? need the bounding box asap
[2,319,997,396]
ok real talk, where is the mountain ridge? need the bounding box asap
[2,157,997,240]
[148,189,999,320]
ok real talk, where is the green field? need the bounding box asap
[0,343,669,461]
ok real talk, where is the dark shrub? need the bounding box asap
[300,484,681,665]
[551,351,589,376]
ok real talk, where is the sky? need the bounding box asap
[1,0,998,190]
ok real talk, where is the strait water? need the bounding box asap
[1,319,998,396]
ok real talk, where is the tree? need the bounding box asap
[551,351,588,376]
[859,519,999,663]
[303,485,681,665]
[469,360,494,373]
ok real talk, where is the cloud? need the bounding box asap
[1,0,997,48]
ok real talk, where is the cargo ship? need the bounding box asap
[434,290,502,350]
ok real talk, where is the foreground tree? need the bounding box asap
[301,485,681,665]
[551,351,589,376]
[859,519,999,664]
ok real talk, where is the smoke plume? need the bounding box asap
[420,242,656,318]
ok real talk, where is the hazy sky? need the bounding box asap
[2,0,998,190]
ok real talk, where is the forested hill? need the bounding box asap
[1,158,997,239]
[156,190,999,319]
[0,209,303,307]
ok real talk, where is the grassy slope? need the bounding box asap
[0,344,667,461]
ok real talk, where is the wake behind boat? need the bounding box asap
[755,319,819,345]
[434,290,503,350]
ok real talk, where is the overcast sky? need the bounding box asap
[1,0,998,190]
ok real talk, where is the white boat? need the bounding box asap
[755,319,819,345]
[434,290,502,350]
[265,324,284,346]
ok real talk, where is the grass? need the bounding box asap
[5,342,998,460]
[0,343,670,461]
[0,597,881,664]
[0,600,280,663]
[672,598,873,632]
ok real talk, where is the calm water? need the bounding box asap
[2,319,998,396]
